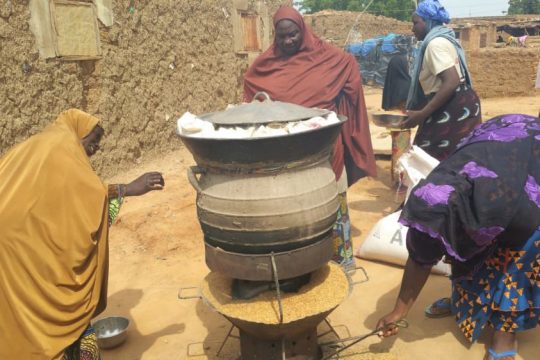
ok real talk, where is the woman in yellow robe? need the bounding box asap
[0,109,164,359]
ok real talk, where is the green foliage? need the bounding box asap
[508,0,540,15]
[298,0,417,21]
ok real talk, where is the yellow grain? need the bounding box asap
[201,262,349,325]
[343,353,398,360]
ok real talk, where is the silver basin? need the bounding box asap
[93,316,129,349]
[370,112,408,128]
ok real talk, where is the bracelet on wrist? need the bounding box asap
[118,184,127,199]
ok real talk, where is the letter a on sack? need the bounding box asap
[390,228,403,246]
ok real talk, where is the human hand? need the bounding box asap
[376,309,407,338]
[125,171,165,197]
[401,110,427,129]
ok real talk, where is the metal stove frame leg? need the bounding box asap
[318,319,341,340]
[270,252,284,324]
[318,319,352,341]
[216,324,236,357]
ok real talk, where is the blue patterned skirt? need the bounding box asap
[452,231,540,342]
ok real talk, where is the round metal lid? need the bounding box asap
[199,92,330,126]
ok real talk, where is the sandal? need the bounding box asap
[424,297,452,318]
[485,348,517,360]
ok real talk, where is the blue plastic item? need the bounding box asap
[346,42,363,56]
[361,37,382,57]
[381,33,398,54]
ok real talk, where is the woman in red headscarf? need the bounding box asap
[244,6,376,270]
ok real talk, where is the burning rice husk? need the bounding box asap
[201,262,349,325]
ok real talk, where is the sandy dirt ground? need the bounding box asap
[98,88,540,360]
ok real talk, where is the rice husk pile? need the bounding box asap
[201,262,349,325]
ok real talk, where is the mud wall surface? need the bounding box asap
[304,10,412,46]
[467,47,540,98]
[0,0,286,176]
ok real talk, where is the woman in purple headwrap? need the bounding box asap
[401,0,481,161]
[374,114,540,360]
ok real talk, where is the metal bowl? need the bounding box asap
[370,112,408,129]
[93,316,129,349]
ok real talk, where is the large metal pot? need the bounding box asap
[180,96,346,280]
[189,161,338,254]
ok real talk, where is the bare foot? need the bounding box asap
[484,331,517,360]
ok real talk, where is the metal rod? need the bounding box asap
[320,334,375,347]
[335,324,352,339]
[270,252,284,324]
[281,338,286,360]
[216,324,235,357]
[324,318,341,340]
[186,342,201,357]
[321,332,375,360]
[177,286,202,300]
[317,329,335,339]
[350,266,369,286]
[321,320,409,360]
[318,322,352,340]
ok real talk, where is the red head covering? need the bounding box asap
[271,6,316,55]
[244,6,376,184]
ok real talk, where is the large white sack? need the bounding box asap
[396,145,439,200]
[356,211,451,276]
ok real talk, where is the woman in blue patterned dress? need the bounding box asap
[375,114,540,360]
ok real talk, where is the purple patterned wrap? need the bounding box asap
[526,122,540,131]
[459,114,534,147]
[468,226,505,247]
[459,161,498,179]
[525,175,540,208]
[413,183,455,207]
[500,114,535,124]
[399,218,466,262]
[473,122,529,143]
